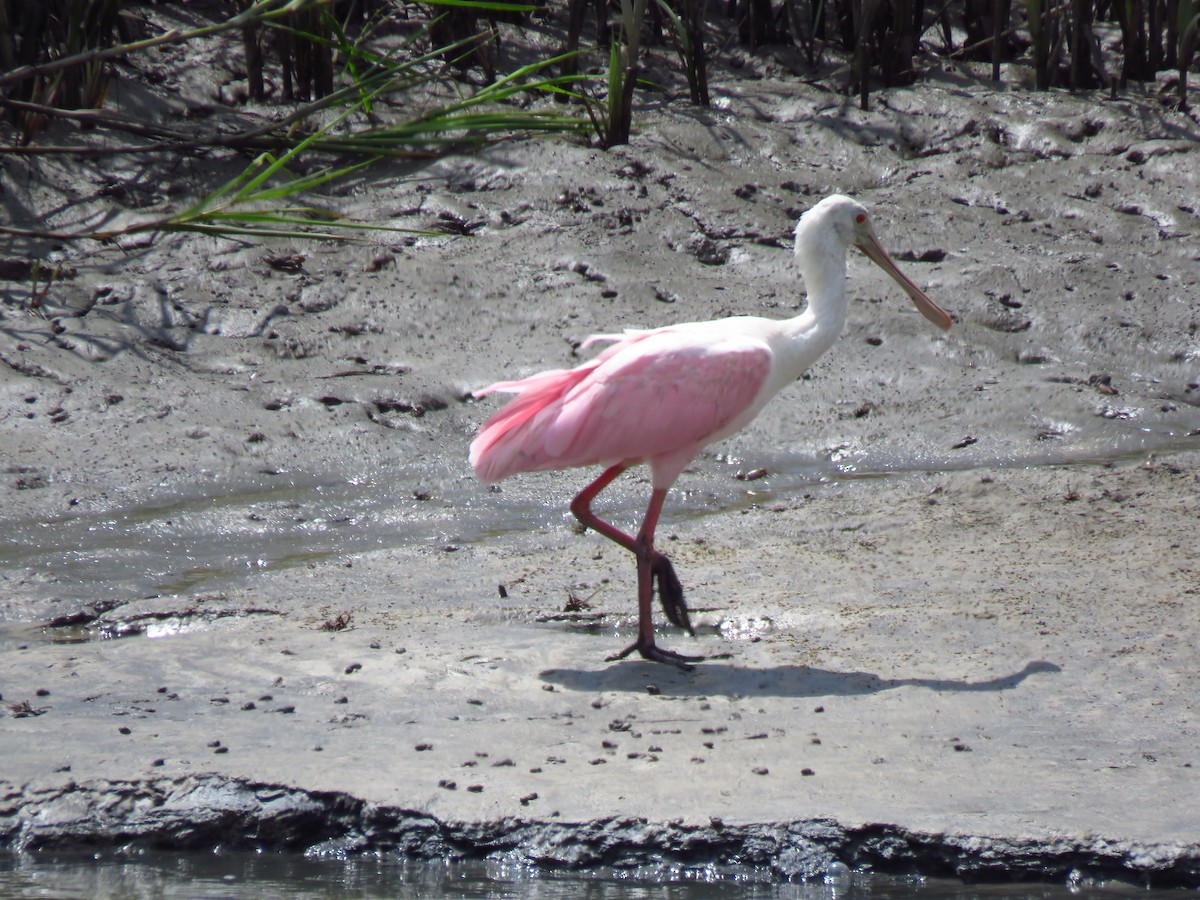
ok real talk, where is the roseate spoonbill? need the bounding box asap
[469,195,952,669]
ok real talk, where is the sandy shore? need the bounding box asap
[2,41,1200,882]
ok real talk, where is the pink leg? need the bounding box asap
[570,468,701,670]
[570,464,637,552]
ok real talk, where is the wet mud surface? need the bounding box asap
[2,21,1200,884]
[4,775,1199,885]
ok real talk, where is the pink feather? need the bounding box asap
[470,328,772,487]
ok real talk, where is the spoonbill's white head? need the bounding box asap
[796,195,953,331]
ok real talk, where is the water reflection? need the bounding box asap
[0,854,1183,900]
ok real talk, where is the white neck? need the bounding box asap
[772,226,850,381]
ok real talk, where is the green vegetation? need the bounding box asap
[0,0,1195,245]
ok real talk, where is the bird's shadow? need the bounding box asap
[540,659,1061,698]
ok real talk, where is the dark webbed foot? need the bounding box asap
[607,636,704,671]
[650,553,694,636]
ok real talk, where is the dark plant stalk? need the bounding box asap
[1165,0,1179,65]
[1120,0,1149,81]
[854,0,883,108]
[993,0,1007,77]
[244,19,266,100]
[682,0,710,105]
[1070,0,1093,86]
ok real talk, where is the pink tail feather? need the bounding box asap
[469,366,594,482]
[469,330,661,483]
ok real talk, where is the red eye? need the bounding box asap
[855,213,867,224]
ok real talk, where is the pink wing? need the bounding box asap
[470,329,772,487]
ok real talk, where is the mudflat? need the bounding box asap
[2,37,1199,882]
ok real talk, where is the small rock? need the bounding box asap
[735,467,768,481]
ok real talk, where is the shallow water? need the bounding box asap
[1,417,1197,617]
[0,854,1189,900]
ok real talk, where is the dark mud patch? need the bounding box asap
[41,600,282,642]
[2,776,1198,887]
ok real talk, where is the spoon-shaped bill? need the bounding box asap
[856,233,953,331]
